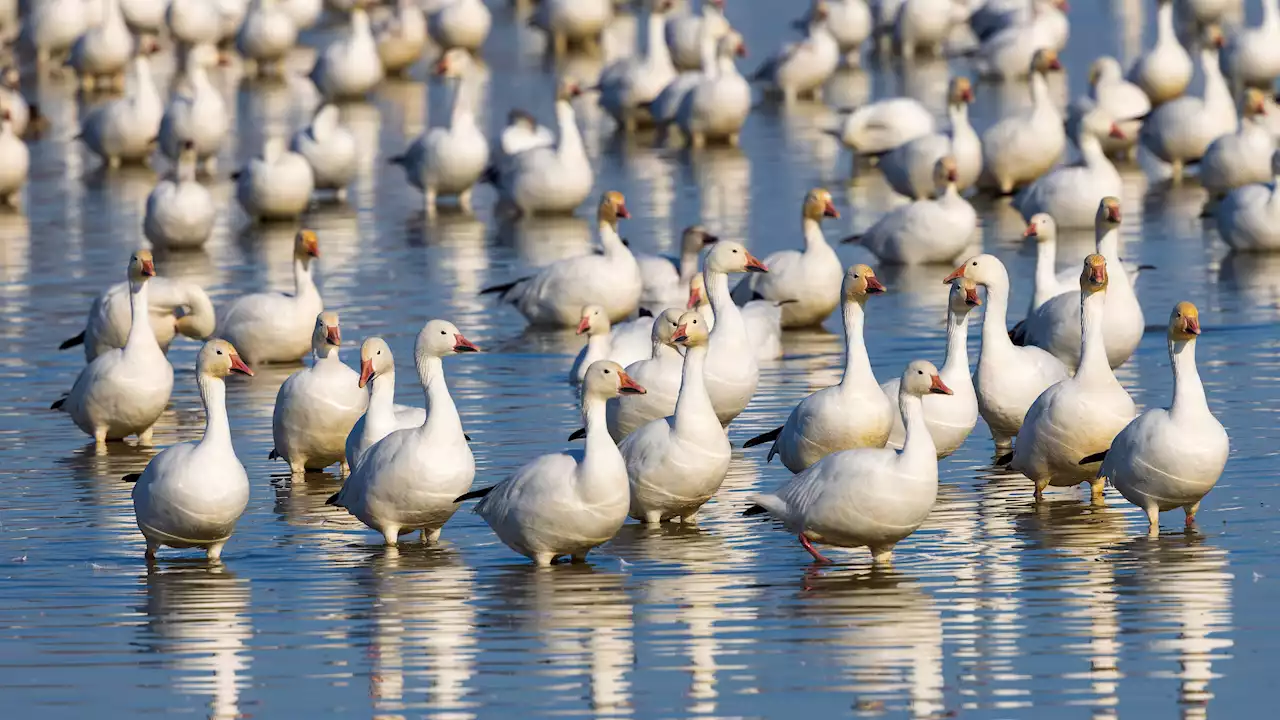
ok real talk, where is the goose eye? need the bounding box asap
[440,330,447,335]
[971,261,977,267]
[217,349,224,355]
[377,350,382,355]
[917,370,923,375]
[732,249,738,253]
[604,369,611,374]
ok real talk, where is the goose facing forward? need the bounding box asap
[345,336,428,470]
[217,230,324,364]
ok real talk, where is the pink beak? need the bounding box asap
[453,333,479,353]
[617,371,646,395]
[325,325,341,346]
[229,354,253,377]
[930,375,952,395]
[359,358,375,388]
[687,286,702,309]
[576,316,592,335]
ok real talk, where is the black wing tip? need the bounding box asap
[480,276,529,297]
[465,433,473,443]
[122,472,142,483]
[455,486,494,502]
[995,451,1014,467]
[388,154,407,166]
[268,448,278,460]
[1079,450,1108,465]
[1008,320,1027,345]
[742,504,768,517]
[59,331,86,350]
[743,426,782,449]
[325,491,341,506]
[568,427,586,441]
[839,234,862,244]
[50,398,65,410]
[638,307,653,318]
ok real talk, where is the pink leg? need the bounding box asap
[799,534,832,564]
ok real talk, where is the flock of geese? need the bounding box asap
[10,0,1251,567]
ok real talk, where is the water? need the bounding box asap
[2,1,1279,717]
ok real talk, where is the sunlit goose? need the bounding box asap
[1127,0,1193,106]
[391,49,489,213]
[290,104,357,202]
[63,277,216,362]
[878,77,980,199]
[1013,109,1125,230]
[1221,0,1280,89]
[731,188,843,328]
[0,109,28,207]
[1098,302,1229,535]
[79,54,163,168]
[830,95,934,160]
[675,31,751,147]
[217,230,324,364]
[1216,149,1280,250]
[158,44,228,174]
[945,254,1068,451]
[880,277,979,457]
[499,109,555,159]
[1072,56,1150,159]
[486,79,593,217]
[980,49,1066,195]
[796,0,870,64]
[270,313,367,476]
[144,142,215,251]
[461,360,640,565]
[131,339,252,562]
[54,252,175,450]
[1015,198,1145,370]
[25,0,88,66]
[1010,255,1137,499]
[893,0,962,61]
[236,0,299,77]
[214,0,249,49]
[328,320,479,545]
[844,157,977,265]
[345,337,428,469]
[1176,0,1232,31]
[744,265,891,472]
[235,137,315,222]
[649,21,717,137]
[699,240,769,425]
[745,359,950,565]
[689,273,783,361]
[166,0,222,48]
[427,0,490,52]
[281,0,322,29]
[599,0,677,132]
[1022,213,1075,315]
[622,310,730,524]
[68,0,131,90]
[570,305,614,384]
[605,308,684,440]
[752,3,839,103]
[375,0,427,75]
[309,4,384,101]
[0,68,30,138]
[120,0,167,38]
[1139,29,1235,180]
[482,192,642,328]
[667,0,730,71]
[974,0,1069,79]
[1201,88,1275,198]
[638,224,718,308]
[531,0,614,55]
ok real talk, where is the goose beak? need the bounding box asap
[930,374,952,395]
[672,323,689,343]
[960,87,974,103]
[433,57,449,75]
[359,358,375,388]
[687,285,702,309]
[1107,204,1121,223]
[943,265,966,283]
[1184,316,1201,335]
[736,42,747,57]
[576,316,592,335]
[1108,123,1126,139]
[744,251,769,273]
[1090,265,1107,283]
[325,325,341,346]
[1023,223,1037,238]
[823,200,840,218]
[964,286,982,306]
[141,258,156,277]
[865,275,886,294]
[617,371,646,394]
[453,334,479,353]
[229,354,253,376]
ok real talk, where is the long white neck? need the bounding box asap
[351,9,372,40]
[672,343,716,434]
[1202,49,1233,117]
[366,369,398,426]
[1032,239,1058,313]
[697,23,717,73]
[646,11,673,71]
[415,355,463,440]
[134,57,158,109]
[314,341,340,363]
[1169,338,1209,421]
[293,256,317,300]
[837,298,875,389]
[678,249,701,287]
[1095,225,1119,263]
[1030,70,1052,113]
[940,306,971,379]
[705,267,746,340]
[555,99,586,161]
[716,49,739,77]
[186,58,211,93]
[123,278,158,358]
[1155,2,1175,46]
[1076,288,1110,381]
[196,374,232,449]
[1079,130,1108,168]
[587,333,612,360]
[897,391,937,461]
[580,392,625,500]
[1265,0,1279,28]
[978,275,1015,357]
[598,217,629,255]
[448,75,474,128]
[801,215,828,252]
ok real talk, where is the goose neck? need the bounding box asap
[1265,0,1279,28]
[124,278,159,357]
[838,298,876,389]
[582,394,616,456]
[415,355,463,437]
[293,256,317,299]
[947,102,968,131]
[1076,289,1110,381]
[314,343,339,362]
[801,217,828,251]
[647,11,673,70]
[598,217,627,253]
[1079,131,1107,167]
[1169,338,1208,420]
[351,9,372,38]
[1095,225,1119,262]
[941,307,971,378]
[1030,71,1051,111]
[555,99,586,160]
[196,374,232,449]
[1202,49,1232,114]
[698,24,717,72]
[673,344,716,432]
[1156,2,1175,43]
[978,276,1014,351]
[448,75,474,128]
[704,267,744,335]
[1033,239,1058,307]
[367,369,398,420]
[897,392,937,461]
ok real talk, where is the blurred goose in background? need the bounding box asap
[428,0,490,53]
[1023,213,1075,314]
[974,0,1068,79]
[1216,149,1280,250]
[166,0,222,48]
[79,53,163,168]
[236,0,299,77]
[0,67,30,138]
[668,0,730,70]
[1013,108,1125,230]
[345,337,429,469]
[214,0,250,50]
[980,49,1065,195]
[531,0,614,55]
[894,0,963,61]
[68,0,132,90]
[1176,0,1234,33]
[217,230,324,364]
[485,78,593,216]
[599,0,677,133]
[649,19,718,138]
[63,277,216,362]
[1140,27,1235,180]
[0,108,28,207]
[292,104,359,202]
[689,273,784,360]
[796,0,870,65]
[1201,88,1275,199]
[282,0,323,29]
[877,77,979,199]
[676,31,750,146]
[24,0,89,67]
[158,44,228,174]
[752,2,839,103]
[120,0,168,37]
[844,157,977,265]
[310,2,384,101]
[1070,56,1150,159]
[637,224,718,308]
[377,0,428,75]
[829,94,935,162]
[498,109,555,159]
[606,308,684,440]
[144,142,215,251]
[1221,0,1280,89]
[1128,0,1193,106]
[235,137,315,221]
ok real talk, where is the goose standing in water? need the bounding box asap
[700,240,770,425]
[667,0,731,71]
[345,337,429,469]
[752,1,839,103]
[309,1,384,101]
[980,49,1066,195]
[157,44,229,174]
[235,137,315,222]
[428,0,491,53]
[877,77,980,200]
[1128,0,1192,106]
[376,0,428,75]
[843,156,977,265]
[78,53,163,168]
[291,104,359,203]
[1216,150,1280,251]
[1012,109,1125,230]
[236,0,299,77]
[62,277,216,362]
[68,0,132,90]
[486,78,594,217]
[217,230,324,365]
[1139,27,1235,181]
[144,141,216,251]
[598,0,677,132]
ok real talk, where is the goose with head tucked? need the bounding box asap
[622,309,730,525]
[428,0,490,53]
[637,224,718,309]
[676,30,751,147]
[879,277,979,457]
[158,43,229,174]
[482,192,642,328]
[463,360,642,566]
[1011,255,1137,500]
[327,320,479,545]
[894,0,964,61]
[980,49,1066,195]
[1215,149,1280,250]
[752,1,839,103]
[235,137,315,222]
[79,53,163,168]
[605,308,685,440]
[309,1,384,101]
[878,77,980,200]
[1012,108,1125,230]
[1139,27,1235,181]
[667,0,731,71]
[744,265,891,473]
[599,0,678,133]
[144,141,215,251]
[487,78,594,217]
[843,156,977,265]
[131,339,252,562]
[55,251,175,450]
[345,337,429,470]
[0,109,28,207]
[270,313,367,476]
[217,230,324,365]
[1098,302,1229,535]
[744,359,950,565]
[700,240,769,425]
[64,277,216,362]
[236,0,299,77]
[1200,88,1275,199]
[376,0,428,75]
[689,272,783,360]
[945,254,1069,451]
[68,0,132,90]
[499,109,556,160]
[829,94,934,161]
[731,188,843,328]
[291,104,358,202]
[1127,0,1193,106]
[1070,56,1150,159]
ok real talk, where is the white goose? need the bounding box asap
[796,0,871,64]
[1128,0,1193,106]
[1013,108,1125,230]
[731,188,843,328]
[482,192,642,328]
[1023,213,1075,315]
[214,0,249,49]
[0,68,31,138]
[1072,56,1150,159]
[974,0,1069,80]
[980,49,1066,195]
[54,251,175,450]
[700,240,769,425]
[309,3,384,101]
[752,3,839,103]
[376,0,427,75]
[894,0,961,61]
[270,313,367,476]
[217,230,324,364]
[166,0,221,48]
[25,0,89,67]
[130,339,253,562]
[68,0,132,90]
[427,0,490,53]
[1201,88,1275,198]
[499,109,555,159]
[622,309,731,524]
[880,277,979,457]
[345,337,429,470]
[79,54,163,168]
[744,265,891,472]
[689,273,784,361]
[1010,255,1137,500]
[391,49,489,213]
[158,44,229,174]
[0,108,28,207]
[844,157,977,265]
[667,0,730,71]
[144,142,215,251]
[1098,302,1229,535]
[878,77,980,199]
[945,254,1068,451]
[637,224,718,309]
[1140,29,1236,180]
[1215,149,1280,250]
[328,320,479,545]
[120,0,166,42]
[236,0,299,77]
[487,78,593,217]
[291,104,358,202]
[676,30,751,147]
[235,137,315,221]
[1221,0,1280,89]
[745,359,950,565]
[570,305,614,384]
[605,308,685,440]
[599,0,677,132]
[649,18,718,137]
[281,0,322,29]
[63,277,216,362]
[829,95,934,160]
[531,0,614,55]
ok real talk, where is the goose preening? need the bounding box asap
[701,240,769,425]
[667,0,731,71]
[485,78,593,217]
[1071,56,1150,159]
[879,277,979,457]
[1098,302,1229,535]
[744,265,891,473]
[67,0,131,90]
[605,308,685,440]
[829,95,935,161]
[621,309,731,524]
[309,2,384,101]
[78,53,163,168]
[236,0,299,77]
[744,359,950,565]
[498,109,555,159]
[637,224,718,308]
[1215,149,1280,251]
[598,0,677,132]
[54,251,175,450]
[427,0,491,53]
[1139,27,1235,180]
[980,49,1066,195]
[131,339,253,562]
[1010,255,1137,500]
[1012,108,1125,230]
[144,142,215,251]
[328,320,479,545]
[461,360,643,566]
[752,2,839,103]
[689,273,785,360]
[291,104,359,202]
[878,77,980,199]
[63,277,216,362]
[345,336,428,470]
[0,108,28,207]
[217,230,324,365]
[375,0,428,75]
[843,156,977,265]
[1128,0,1193,106]
[731,188,843,328]
[530,0,614,55]
[1200,88,1275,199]
[235,137,315,222]
[157,44,229,174]
[482,192,642,328]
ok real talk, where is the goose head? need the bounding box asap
[311,103,341,134]
[680,225,719,256]
[687,273,710,309]
[653,0,675,15]
[843,263,886,304]
[1079,107,1125,141]
[1030,49,1063,75]
[185,42,219,70]
[294,229,320,264]
[358,336,394,388]
[1096,196,1122,229]
[312,311,342,355]
[932,155,959,190]
[671,310,710,348]
[576,305,611,336]
[597,191,630,227]
[654,308,685,345]
[0,66,18,90]
[810,0,829,22]
[199,338,253,378]
[944,253,1007,289]
[416,319,480,359]
[1205,23,1225,51]
[705,240,768,274]
[128,249,156,285]
[434,47,473,80]
[948,76,974,106]
[901,359,952,397]
[507,109,538,131]
[718,31,747,58]
[1168,301,1201,342]
[1080,253,1109,294]
[583,360,646,400]
[950,276,982,313]
[556,77,584,102]
[802,188,840,221]
[1244,88,1268,119]
[1087,56,1123,88]
[1024,212,1057,242]
[177,139,198,170]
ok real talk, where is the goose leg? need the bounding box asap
[870,546,893,565]
[94,427,109,454]
[534,552,556,567]
[799,533,831,564]
[289,458,307,476]
[425,187,438,216]
[1033,478,1049,501]
[643,510,662,526]
[1185,501,1200,528]
[421,527,441,544]
[336,186,348,203]
[458,188,473,214]
[381,525,401,546]
[138,425,155,447]
[145,539,160,562]
[339,460,350,477]
[570,552,589,564]
[1146,505,1161,537]
[1089,478,1106,504]
[206,542,225,563]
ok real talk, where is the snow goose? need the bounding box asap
[345,337,428,469]
[973,0,1069,80]
[54,251,175,450]
[752,3,839,103]
[744,265,890,472]
[1022,213,1075,315]
[1221,0,1280,89]
[1072,56,1151,159]
[676,30,751,147]
[158,44,229,174]
[689,273,783,360]
[63,277,216,362]
[830,95,935,160]
[744,359,950,565]
[24,0,88,67]
[667,0,730,71]
[843,156,978,265]
[282,0,322,30]
[1098,302,1229,535]
[428,0,490,53]
[638,225,718,308]
[0,109,28,208]
[980,49,1066,195]
[878,76,980,199]
[131,339,253,562]
[880,277,978,457]
[894,0,961,61]
[1010,255,1137,500]
[218,230,324,364]
[1215,149,1280,250]
[1139,29,1235,181]
[570,305,614,384]
[270,312,367,476]
[291,104,358,202]
[486,78,594,217]
[945,253,1068,451]
[1015,198,1145,370]
[68,0,132,90]
[1201,88,1275,198]
[731,188,843,328]
[166,0,222,48]
[144,142,215,251]
[796,0,871,64]
[235,137,315,222]
[391,49,489,213]
[482,192,642,327]
[309,3,384,101]
[327,320,479,545]
[79,54,163,168]
[214,0,249,50]
[120,0,167,37]
[622,309,730,524]
[236,0,299,77]
[1128,0,1193,106]
[0,68,30,139]
[605,308,685,440]
[376,0,428,75]
[1013,108,1125,230]
[532,0,614,55]
[499,109,555,159]
[701,240,769,425]
[649,19,717,138]
[599,0,678,132]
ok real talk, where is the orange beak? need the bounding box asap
[929,375,952,395]
[453,333,479,353]
[1106,204,1121,223]
[576,316,592,335]
[1023,223,1038,238]
[964,286,981,306]
[736,42,747,57]
[1184,316,1201,335]
[306,240,320,257]
[433,57,449,75]
[947,167,958,183]
[943,264,966,283]
[229,354,253,376]
[687,285,702,309]
[325,325,341,346]
[1048,57,1063,70]
[617,371,646,395]
[823,200,840,218]
[140,259,156,277]
[1109,123,1126,140]
[359,358,375,388]
[865,275,886,294]
[1090,265,1107,284]
[960,87,974,103]
[616,203,631,219]
[672,323,689,343]
[744,251,769,273]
